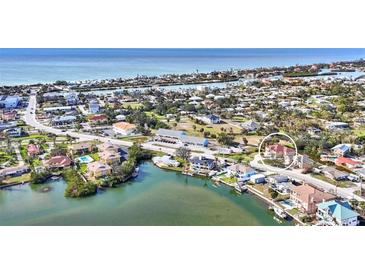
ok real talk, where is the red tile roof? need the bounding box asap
[47,155,72,167]
[335,157,362,166]
[27,144,40,155]
[89,114,108,122]
[267,144,295,154]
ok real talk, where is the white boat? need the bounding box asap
[240,185,248,192]
[132,167,139,178]
[234,185,242,193]
[273,206,287,219]
[234,184,248,193]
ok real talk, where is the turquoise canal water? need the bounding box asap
[1,48,364,85]
[0,162,292,226]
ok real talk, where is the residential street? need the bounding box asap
[250,154,365,201]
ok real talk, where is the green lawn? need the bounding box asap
[79,164,88,173]
[220,152,256,163]
[0,151,13,164]
[90,153,100,161]
[145,111,164,120]
[122,102,143,109]
[218,174,237,185]
[231,116,247,122]
[119,136,149,143]
[288,208,299,216]
[353,128,365,137]
[20,145,28,159]
[31,158,41,167]
[14,134,49,141]
[3,173,32,184]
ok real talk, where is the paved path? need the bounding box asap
[12,143,24,166]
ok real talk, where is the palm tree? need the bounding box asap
[4,132,12,154]
[52,135,57,147]
[66,134,73,144]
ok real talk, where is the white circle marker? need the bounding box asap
[257,132,298,171]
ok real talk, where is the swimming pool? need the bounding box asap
[76,155,94,164]
[279,199,296,210]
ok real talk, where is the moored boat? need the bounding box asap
[132,167,139,178]
[273,206,287,219]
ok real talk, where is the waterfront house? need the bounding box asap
[112,122,137,136]
[250,174,266,184]
[152,155,180,167]
[335,157,363,169]
[87,161,112,178]
[331,144,351,157]
[291,183,335,214]
[272,181,294,194]
[0,165,29,177]
[27,144,40,157]
[227,164,256,180]
[45,155,72,169]
[267,175,289,184]
[99,149,121,165]
[70,142,95,155]
[316,200,359,226]
[190,156,216,171]
[322,166,348,181]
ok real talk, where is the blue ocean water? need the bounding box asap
[0,48,364,86]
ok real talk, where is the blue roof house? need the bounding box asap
[331,144,351,157]
[317,200,359,226]
[0,96,20,109]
